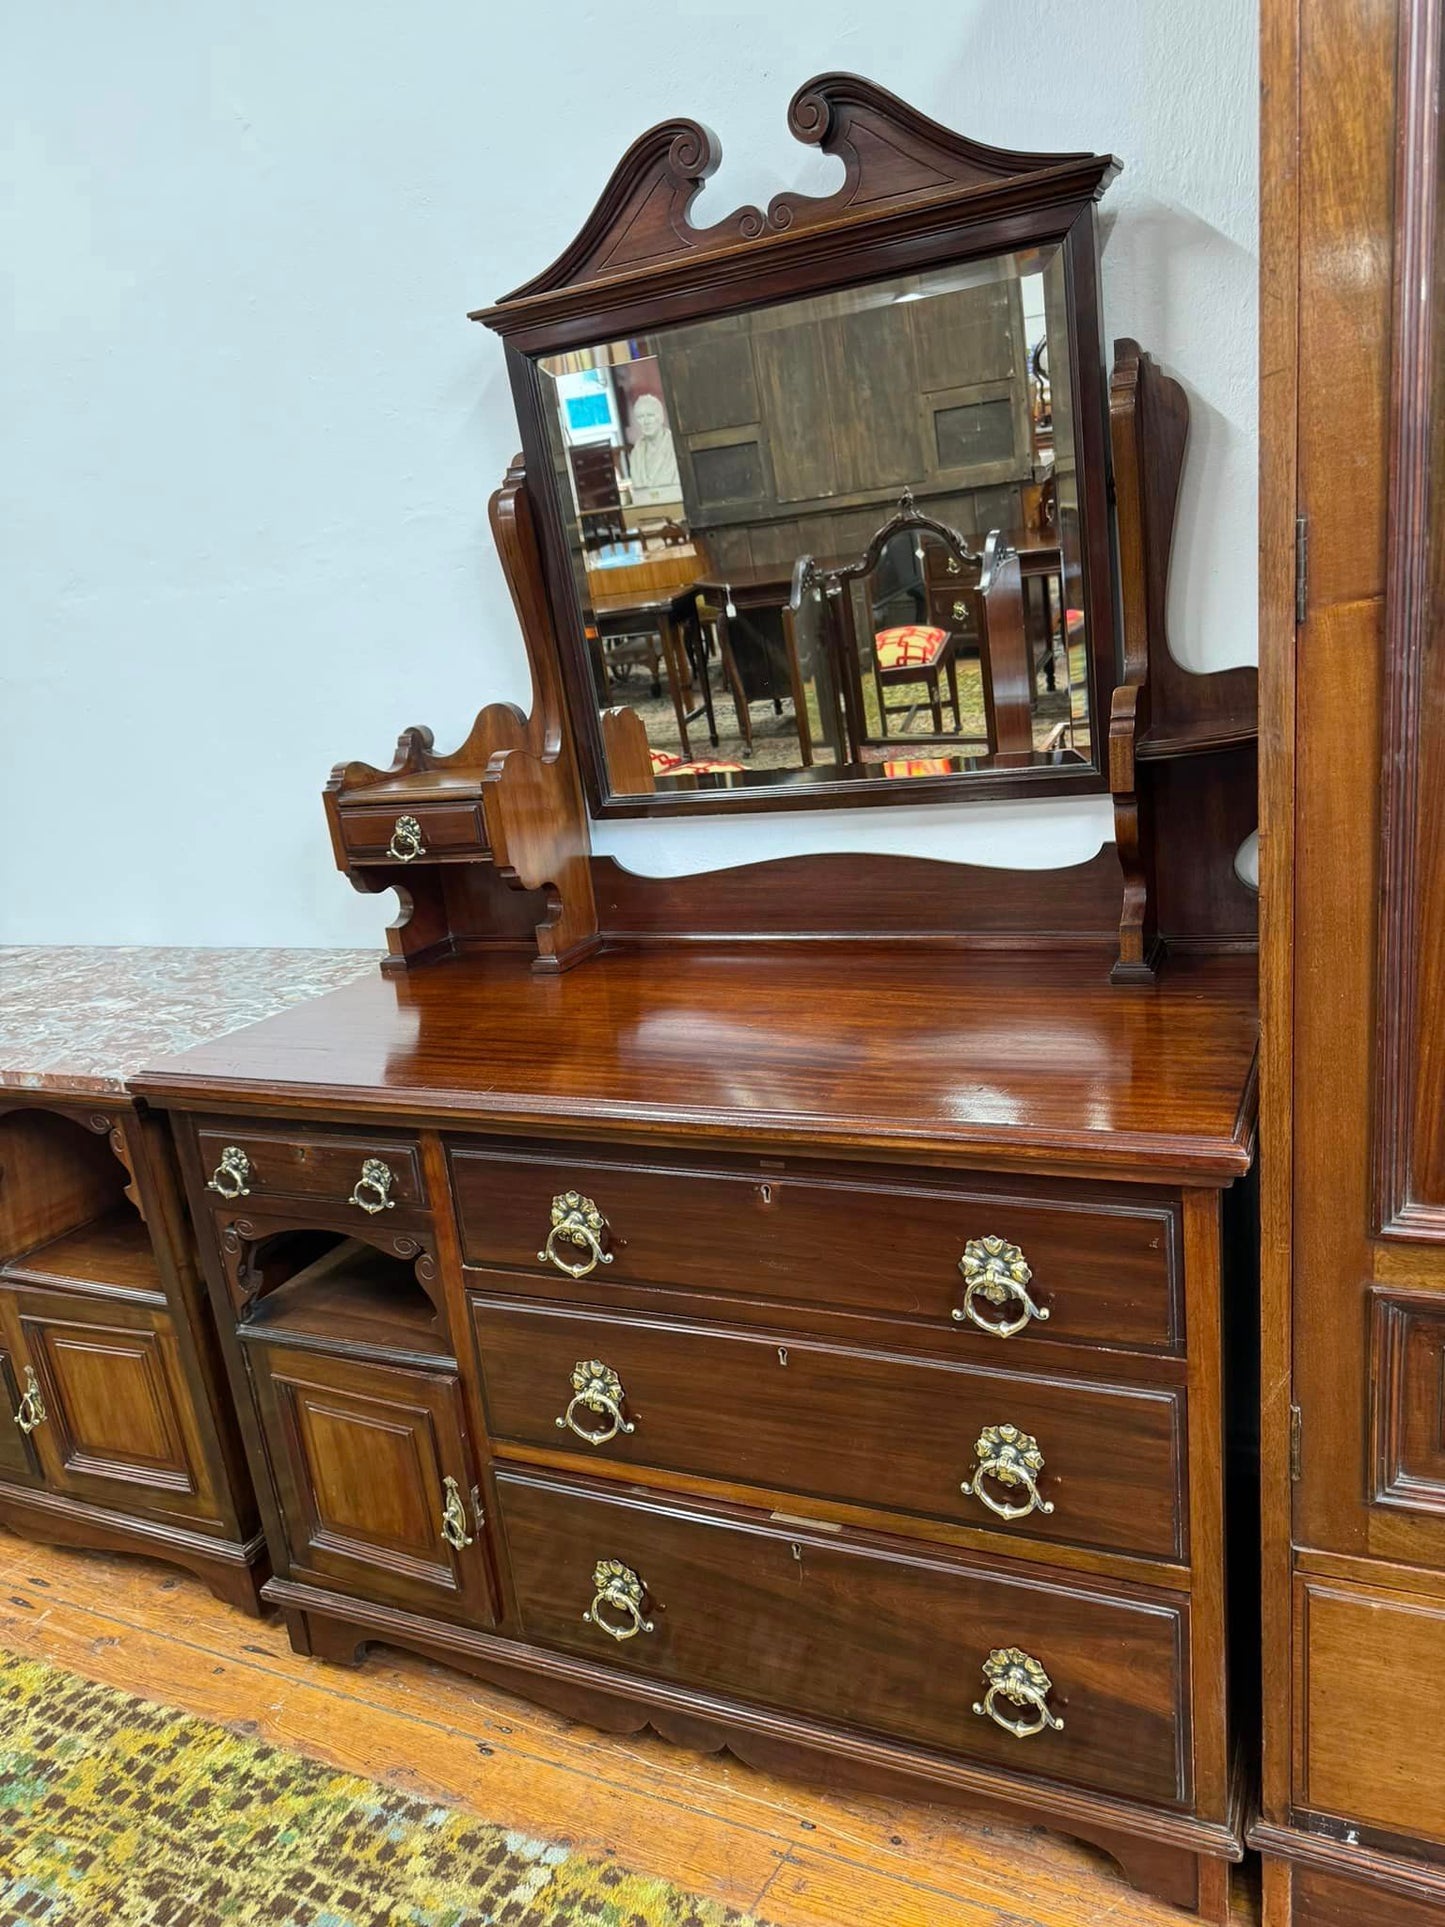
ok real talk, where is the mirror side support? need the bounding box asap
[1108,338,1259,984]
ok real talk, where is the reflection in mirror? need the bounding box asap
[538,248,1093,800]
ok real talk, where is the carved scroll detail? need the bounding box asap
[476,74,1118,326]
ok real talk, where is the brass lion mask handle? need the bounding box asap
[954,1235,1049,1338]
[556,1360,635,1446]
[387,815,425,862]
[584,1559,654,1642]
[963,1424,1054,1523]
[349,1159,396,1215]
[539,1192,613,1279]
[973,1647,1064,1739]
[206,1146,252,1201]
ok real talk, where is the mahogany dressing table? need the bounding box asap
[137,77,1260,1919]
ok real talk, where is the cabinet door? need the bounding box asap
[8,1288,215,1521]
[0,1339,42,1486]
[247,1343,493,1625]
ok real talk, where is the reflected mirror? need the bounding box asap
[537,247,1100,804]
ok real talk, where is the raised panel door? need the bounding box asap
[8,1287,215,1521]
[247,1342,493,1625]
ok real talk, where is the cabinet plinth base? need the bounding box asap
[0,1481,267,1615]
[269,1579,1243,1923]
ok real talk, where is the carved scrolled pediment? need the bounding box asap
[475,72,1119,331]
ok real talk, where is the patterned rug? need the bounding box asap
[0,1649,769,1926]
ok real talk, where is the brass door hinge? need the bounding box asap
[1295,515,1309,623]
[1289,1404,1303,1481]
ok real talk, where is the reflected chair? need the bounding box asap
[799,500,1036,763]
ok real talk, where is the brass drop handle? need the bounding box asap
[973,1647,1064,1739]
[584,1559,654,1642]
[349,1159,395,1215]
[439,1476,473,1551]
[13,1367,46,1436]
[963,1424,1054,1522]
[952,599,970,621]
[539,1192,613,1279]
[556,1360,635,1447]
[387,814,425,862]
[954,1235,1049,1338]
[206,1146,251,1201]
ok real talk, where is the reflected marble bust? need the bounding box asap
[627,393,682,504]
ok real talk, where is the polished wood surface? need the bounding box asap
[162,1075,1250,1923]
[0,1092,264,1612]
[1295,1578,1445,1847]
[245,1342,492,1625]
[1,1208,163,1304]
[8,1289,211,1515]
[1254,0,1445,1914]
[473,1296,1187,1562]
[1376,0,1445,1239]
[496,1466,1189,1806]
[590,847,1126,944]
[0,1533,1260,1926]
[193,1121,428,1213]
[453,1142,1182,1347]
[139,944,1257,1183]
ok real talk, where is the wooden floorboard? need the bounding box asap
[0,1528,1259,1925]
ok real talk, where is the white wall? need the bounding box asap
[0,0,1257,943]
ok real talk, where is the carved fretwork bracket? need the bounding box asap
[1107,339,1259,982]
[220,1218,445,1332]
[105,1122,146,1224]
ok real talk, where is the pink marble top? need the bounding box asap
[0,948,378,1097]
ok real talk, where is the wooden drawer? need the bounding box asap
[1290,1867,1445,1927]
[1297,1578,1445,1847]
[337,800,488,866]
[496,1468,1190,1806]
[451,1144,1180,1357]
[195,1122,426,1216]
[474,1298,1187,1562]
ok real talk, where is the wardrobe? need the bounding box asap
[1255,0,1445,1917]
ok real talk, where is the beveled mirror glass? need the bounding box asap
[477,76,1120,817]
[537,248,1092,801]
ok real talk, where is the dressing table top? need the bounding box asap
[137,944,1259,1185]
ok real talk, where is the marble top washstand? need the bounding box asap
[0,948,377,1098]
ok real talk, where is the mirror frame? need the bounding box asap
[473,73,1122,818]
